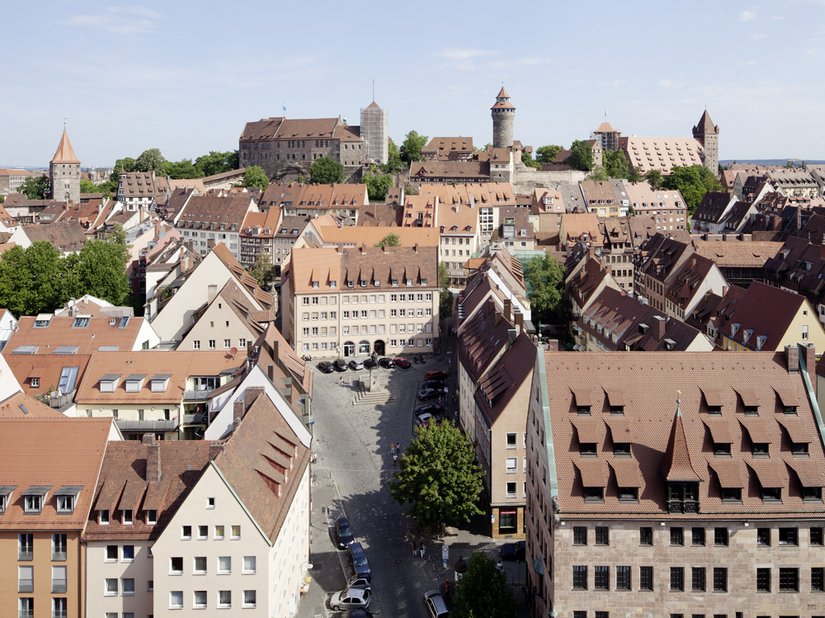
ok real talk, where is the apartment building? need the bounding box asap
[526,345,825,618]
[621,181,687,231]
[173,194,259,261]
[281,245,439,358]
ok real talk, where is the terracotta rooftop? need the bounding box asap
[409,160,489,180]
[422,137,474,157]
[211,243,275,311]
[316,225,439,247]
[694,240,782,268]
[51,128,80,165]
[594,121,617,133]
[5,353,92,400]
[6,312,150,355]
[176,194,255,230]
[475,332,535,426]
[458,298,513,383]
[620,136,703,174]
[22,220,87,253]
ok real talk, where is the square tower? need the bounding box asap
[50,128,81,204]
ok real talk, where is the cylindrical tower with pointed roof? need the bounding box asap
[49,127,81,204]
[491,87,515,149]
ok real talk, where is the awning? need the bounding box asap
[747,460,786,488]
[55,485,82,497]
[604,416,631,441]
[735,387,760,408]
[784,458,825,487]
[574,459,609,487]
[605,388,625,407]
[739,419,776,444]
[773,385,799,408]
[609,459,644,487]
[571,387,592,408]
[571,418,605,444]
[701,387,724,408]
[709,460,745,488]
[703,418,733,444]
[777,417,811,444]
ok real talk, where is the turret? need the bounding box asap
[491,87,515,149]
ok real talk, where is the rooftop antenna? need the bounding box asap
[282,101,287,114]
[372,78,375,102]
[63,116,68,129]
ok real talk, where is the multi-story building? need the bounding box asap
[116,172,157,211]
[526,345,825,618]
[0,168,37,196]
[281,245,439,358]
[622,180,688,231]
[580,180,624,218]
[239,207,282,269]
[438,201,480,286]
[173,194,259,261]
[422,137,475,161]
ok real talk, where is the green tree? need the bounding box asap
[110,157,137,183]
[164,159,203,179]
[18,175,49,199]
[134,148,167,173]
[626,163,641,183]
[603,149,630,179]
[568,140,594,171]
[438,262,449,289]
[399,130,428,163]
[390,420,483,529]
[439,288,453,319]
[243,166,270,191]
[523,253,566,325]
[64,227,130,305]
[249,253,275,288]
[521,152,541,169]
[645,169,663,190]
[535,144,563,164]
[194,150,239,176]
[375,233,400,248]
[589,166,609,181]
[452,553,515,618]
[80,178,98,194]
[309,157,344,184]
[364,171,393,201]
[382,139,404,173]
[0,243,64,315]
[662,165,723,215]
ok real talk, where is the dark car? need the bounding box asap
[414,403,445,416]
[347,575,372,590]
[420,380,446,390]
[347,542,372,581]
[318,361,334,374]
[500,540,526,561]
[425,370,449,381]
[378,357,395,369]
[394,356,411,368]
[346,610,373,618]
[335,516,355,549]
[418,387,447,401]
[363,357,377,369]
[334,359,348,372]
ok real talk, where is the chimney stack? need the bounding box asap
[653,315,666,340]
[209,443,224,460]
[803,343,816,386]
[514,310,524,331]
[547,339,560,351]
[146,442,161,483]
[233,399,245,428]
[503,298,512,323]
[786,345,799,373]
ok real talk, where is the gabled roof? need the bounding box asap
[22,221,87,253]
[475,332,535,426]
[7,312,149,355]
[693,109,718,134]
[661,405,701,481]
[51,128,80,164]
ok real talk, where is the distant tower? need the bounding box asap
[491,86,515,149]
[592,119,621,152]
[50,126,81,204]
[692,109,720,175]
[360,100,388,165]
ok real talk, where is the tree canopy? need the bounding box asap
[18,175,49,199]
[603,149,630,179]
[364,170,393,201]
[109,149,239,183]
[309,157,344,184]
[521,152,541,169]
[523,253,566,326]
[243,166,270,191]
[375,233,400,248]
[390,420,483,529]
[134,148,167,173]
[399,130,428,163]
[194,150,239,176]
[535,144,563,164]
[645,169,664,190]
[249,253,276,288]
[662,165,722,214]
[382,139,404,173]
[452,553,515,618]
[568,140,594,171]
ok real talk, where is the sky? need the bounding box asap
[3,0,825,167]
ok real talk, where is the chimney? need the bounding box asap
[546,339,560,351]
[503,298,512,323]
[208,284,218,303]
[486,297,496,317]
[267,364,274,381]
[233,399,245,428]
[653,314,666,340]
[514,310,524,331]
[146,442,161,483]
[209,443,224,460]
[507,328,518,346]
[802,343,816,385]
[141,433,155,445]
[786,344,799,373]
[495,308,502,325]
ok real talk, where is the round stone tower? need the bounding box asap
[491,86,515,149]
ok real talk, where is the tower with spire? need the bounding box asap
[491,86,515,149]
[50,126,81,204]
[360,99,388,165]
[692,109,720,176]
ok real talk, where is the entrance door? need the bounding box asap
[343,341,355,357]
[374,339,386,356]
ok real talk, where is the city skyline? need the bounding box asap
[2,0,825,167]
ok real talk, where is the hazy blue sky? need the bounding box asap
[3,0,825,167]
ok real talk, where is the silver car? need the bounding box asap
[330,587,371,611]
[424,589,449,617]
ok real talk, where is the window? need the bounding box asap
[640,527,653,546]
[692,527,705,546]
[146,509,157,525]
[812,567,824,591]
[506,433,517,448]
[105,578,118,596]
[505,457,517,472]
[198,525,208,539]
[692,566,706,592]
[51,534,66,561]
[714,527,729,546]
[243,590,256,608]
[757,527,771,546]
[579,442,597,456]
[506,482,517,497]
[24,494,42,513]
[122,509,133,525]
[613,442,630,456]
[583,487,603,502]
[757,567,771,592]
[779,528,798,546]
[574,613,586,618]
[170,556,183,574]
[595,527,609,545]
[19,565,33,592]
[231,525,241,539]
[170,591,183,609]
[713,567,728,592]
[215,525,225,540]
[218,556,231,574]
[714,442,731,456]
[812,527,824,546]
[616,565,631,590]
[243,555,257,574]
[595,613,608,618]
[218,590,231,608]
[193,590,207,609]
[670,527,684,546]
[779,567,799,592]
[194,556,207,574]
[73,317,89,328]
[721,487,741,502]
[19,599,34,618]
[182,525,192,540]
[207,497,215,509]
[670,566,684,591]
[193,340,200,349]
[148,580,153,592]
[52,598,67,618]
[56,495,74,513]
[573,527,587,545]
[640,566,654,591]
[121,577,134,596]
[573,565,588,590]
[208,340,216,349]
[105,544,118,561]
[122,545,134,561]
[752,442,769,457]
[595,565,610,590]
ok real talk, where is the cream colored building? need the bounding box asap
[281,245,439,358]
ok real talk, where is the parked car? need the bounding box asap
[346,610,373,618]
[418,387,447,401]
[394,356,411,368]
[334,516,355,549]
[330,587,371,612]
[334,359,348,372]
[420,380,446,390]
[500,540,526,561]
[363,357,377,369]
[425,370,449,381]
[424,589,449,618]
[347,575,372,590]
[349,360,364,371]
[414,403,445,416]
[378,357,395,369]
[416,412,436,427]
[318,361,334,374]
[347,542,372,581]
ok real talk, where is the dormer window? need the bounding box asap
[23,487,50,513]
[359,280,367,287]
[125,375,145,393]
[329,280,337,288]
[579,442,597,456]
[56,495,74,513]
[373,280,381,287]
[420,278,428,286]
[406,278,413,286]
[72,316,90,328]
[150,375,170,393]
[762,487,781,502]
[346,280,354,288]
[791,442,809,456]
[752,443,769,457]
[122,509,133,525]
[714,442,732,456]
[34,315,52,328]
[802,486,822,501]
[784,405,798,415]
[721,487,741,502]
[99,509,110,525]
[391,278,398,287]
[618,487,638,501]
[613,442,631,456]
[583,487,604,502]
[707,405,722,415]
[99,374,120,393]
[0,486,14,513]
[311,280,319,289]
[744,405,759,416]
[146,509,157,525]
[118,316,129,328]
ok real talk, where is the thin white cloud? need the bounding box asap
[65,6,161,35]
[437,48,497,62]
[659,79,683,89]
[739,8,757,21]
[750,32,769,40]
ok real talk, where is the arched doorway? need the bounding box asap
[373,339,386,356]
[343,341,355,357]
[358,340,370,355]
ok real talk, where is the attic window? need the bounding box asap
[583,487,604,502]
[72,317,90,328]
[618,487,638,501]
[125,375,145,393]
[29,377,40,388]
[346,280,354,288]
[391,278,398,286]
[420,278,428,286]
[373,280,381,287]
[0,486,14,513]
[55,487,80,513]
[752,443,769,457]
[744,405,759,416]
[359,280,367,287]
[99,374,120,393]
[23,486,50,513]
[406,278,413,286]
[311,280,319,289]
[150,375,170,393]
[579,442,597,457]
[34,316,51,328]
[613,442,631,456]
[118,316,129,328]
[329,280,337,288]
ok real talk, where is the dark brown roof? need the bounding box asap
[458,297,513,383]
[474,332,535,425]
[693,192,734,224]
[693,109,718,134]
[409,160,489,180]
[662,408,701,481]
[22,221,87,253]
[177,194,254,230]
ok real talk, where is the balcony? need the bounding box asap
[182,412,208,426]
[52,550,67,561]
[115,419,178,432]
[19,612,33,618]
[52,578,67,593]
[52,612,67,618]
[18,549,33,561]
[183,389,210,401]
[18,578,33,593]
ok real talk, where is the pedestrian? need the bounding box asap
[339,375,344,385]
[419,541,426,558]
